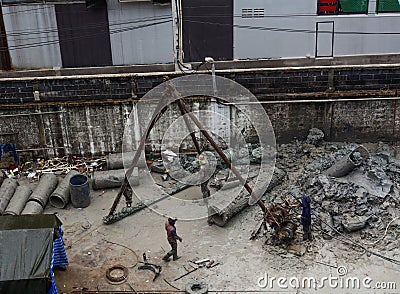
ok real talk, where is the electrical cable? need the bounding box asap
[5,19,172,50]
[0,14,172,40]
[183,19,400,35]
[312,211,400,265]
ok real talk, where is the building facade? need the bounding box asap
[1,0,400,69]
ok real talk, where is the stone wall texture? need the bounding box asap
[1,65,399,158]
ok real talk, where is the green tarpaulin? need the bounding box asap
[0,215,61,294]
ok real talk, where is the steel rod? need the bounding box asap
[0,111,66,118]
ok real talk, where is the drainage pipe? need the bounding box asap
[21,199,44,215]
[28,173,58,207]
[324,145,370,178]
[49,170,80,208]
[0,178,18,215]
[4,185,32,215]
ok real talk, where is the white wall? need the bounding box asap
[234,0,400,59]
[107,0,174,65]
[2,5,62,69]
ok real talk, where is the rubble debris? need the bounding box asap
[4,185,32,215]
[150,161,167,173]
[265,135,400,250]
[306,128,325,146]
[33,156,105,174]
[342,215,370,233]
[49,170,80,208]
[0,178,18,215]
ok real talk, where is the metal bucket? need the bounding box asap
[69,174,90,208]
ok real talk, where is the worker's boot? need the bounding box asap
[162,253,171,261]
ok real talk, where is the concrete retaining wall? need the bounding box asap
[1,64,399,157]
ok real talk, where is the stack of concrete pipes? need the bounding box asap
[0,170,81,215]
[92,153,140,190]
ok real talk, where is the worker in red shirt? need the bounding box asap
[162,218,183,261]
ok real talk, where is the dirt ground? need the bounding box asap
[45,166,400,294]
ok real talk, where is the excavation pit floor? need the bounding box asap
[48,186,400,294]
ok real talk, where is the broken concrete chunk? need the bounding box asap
[306,128,325,146]
[342,215,370,232]
[150,161,166,173]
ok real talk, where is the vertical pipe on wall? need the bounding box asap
[35,107,48,159]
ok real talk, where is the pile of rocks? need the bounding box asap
[269,129,400,248]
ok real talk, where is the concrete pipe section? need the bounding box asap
[4,185,32,215]
[28,173,58,208]
[0,178,18,215]
[21,200,44,215]
[106,152,146,170]
[50,170,80,208]
[324,145,370,178]
[92,168,139,190]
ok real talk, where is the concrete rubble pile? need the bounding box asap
[266,128,400,251]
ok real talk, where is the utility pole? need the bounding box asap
[0,4,11,71]
[171,0,181,71]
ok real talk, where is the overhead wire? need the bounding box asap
[2,2,400,53]
[5,19,172,50]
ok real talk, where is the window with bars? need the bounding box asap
[317,0,369,14]
[241,8,265,18]
[377,0,400,12]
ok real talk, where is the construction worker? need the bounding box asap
[162,217,182,261]
[300,195,312,241]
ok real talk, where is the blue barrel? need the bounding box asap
[69,175,90,208]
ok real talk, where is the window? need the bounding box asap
[318,0,369,14]
[241,8,265,18]
[377,0,400,12]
